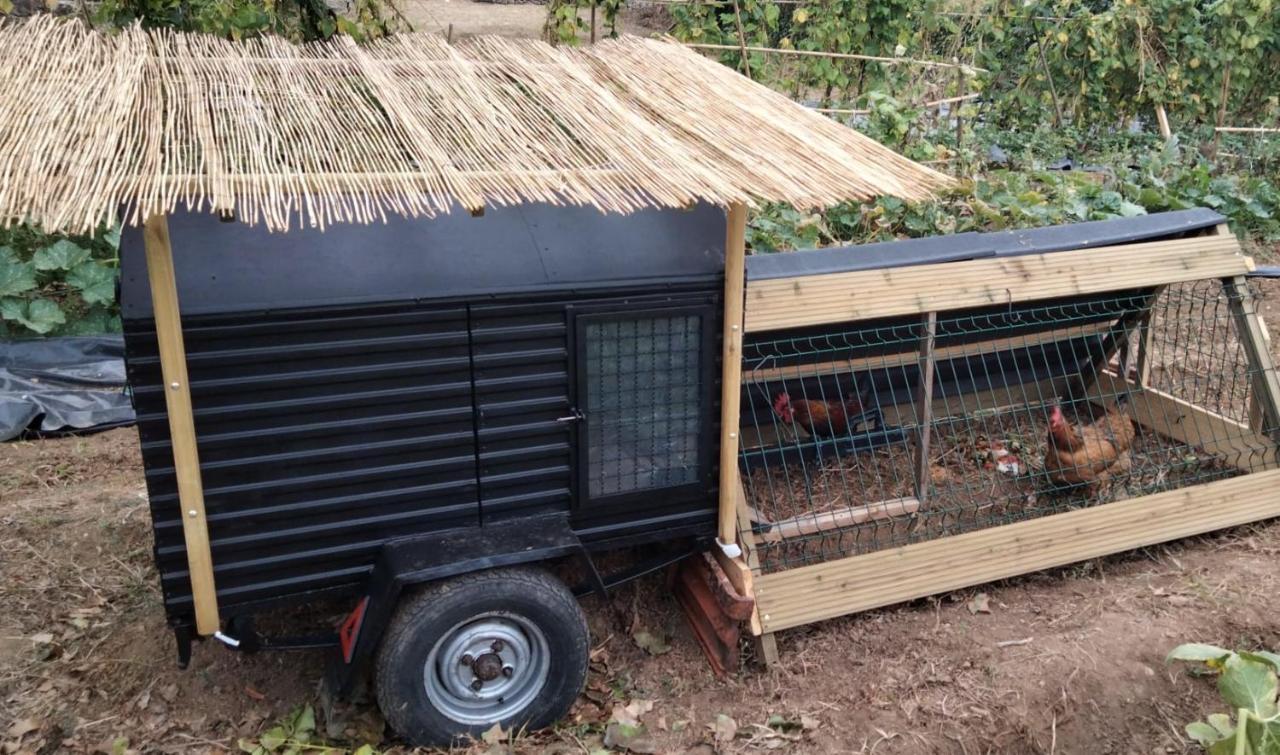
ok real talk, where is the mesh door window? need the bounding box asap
[584,314,703,497]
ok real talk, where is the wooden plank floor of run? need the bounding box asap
[751,468,1280,633]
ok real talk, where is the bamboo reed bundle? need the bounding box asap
[0,17,952,234]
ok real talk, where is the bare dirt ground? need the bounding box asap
[397,0,668,40]
[3,425,1280,755]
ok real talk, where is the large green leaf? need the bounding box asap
[58,306,121,335]
[1,298,67,335]
[66,261,117,306]
[33,239,90,271]
[1169,643,1234,664]
[1187,720,1229,746]
[1220,654,1279,718]
[1242,651,1280,674]
[0,254,37,297]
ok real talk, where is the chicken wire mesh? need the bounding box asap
[738,278,1278,574]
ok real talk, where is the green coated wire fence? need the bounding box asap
[738,278,1276,574]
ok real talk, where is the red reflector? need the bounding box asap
[339,597,369,664]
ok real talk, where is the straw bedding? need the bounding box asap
[0,17,950,233]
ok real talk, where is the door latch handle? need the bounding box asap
[556,408,584,423]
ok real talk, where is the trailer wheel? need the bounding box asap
[374,566,589,746]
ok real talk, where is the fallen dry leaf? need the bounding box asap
[603,721,657,754]
[712,713,738,743]
[632,629,671,656]
[611,699,654,727]
[968,593,991,614]
[480,722,507,745]
[5,719,39,740]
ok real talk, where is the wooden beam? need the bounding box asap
[1092,371,1277,473]
[1224,275,1280,445]
[718,203,748,546]
[745,322,1113,385]
[913,312,938,503]
[1249,314,1273,432]
[721,471,778,665]
[752,468,1280,632]
[1134,304,1158,388]
[143,214,220,636]
[743,234,1250,333]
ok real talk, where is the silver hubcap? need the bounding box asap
[423,613,550,726]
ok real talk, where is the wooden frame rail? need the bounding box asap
[752,469,1280,632]
[743,233,1251,333]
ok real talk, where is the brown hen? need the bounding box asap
[1044,399,1135,494]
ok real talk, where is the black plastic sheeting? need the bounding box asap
[0,336,135,441]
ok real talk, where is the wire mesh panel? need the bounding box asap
[583,313,706,498]
[739,279,1277,574]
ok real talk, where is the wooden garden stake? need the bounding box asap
[1155,104,1172,141]
[718,203,748,548]
[1031,18,1064,128]
[1209,63,1233,158]
[143,214,220,636]
[730,0,751,78]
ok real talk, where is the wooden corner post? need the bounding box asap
[718,202,748,547]
[143,214,220,636]
[1224,274,1280,444]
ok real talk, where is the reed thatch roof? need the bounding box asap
[0,17,951,233]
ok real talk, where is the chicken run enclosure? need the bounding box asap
[725,210,1280,648]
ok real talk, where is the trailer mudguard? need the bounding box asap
[326,514,604,697]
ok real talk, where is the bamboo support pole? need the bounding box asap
[143,214,219,636]
[718,203,748,547]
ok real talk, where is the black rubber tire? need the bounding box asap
[373,566,589,747]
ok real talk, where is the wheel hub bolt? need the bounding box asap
[460,654,474,667]
[491,640,504,653]
[501,665,514,678]
[470,679,484,691]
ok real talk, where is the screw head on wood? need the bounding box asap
[187,510,198,518]
[170,382,180,390]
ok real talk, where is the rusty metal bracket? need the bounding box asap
[672,551,755,676]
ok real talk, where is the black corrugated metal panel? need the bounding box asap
[471,300,575,524]
[124,288,724,622]
[125,304,480,615]
[119,203,726,318]
[745,208,1226,280]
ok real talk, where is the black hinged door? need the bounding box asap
[571,305,717,523]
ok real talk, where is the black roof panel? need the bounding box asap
[121,202,726,317]
[746,208,1225,280]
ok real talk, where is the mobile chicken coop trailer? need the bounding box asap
[6,16,1280,747]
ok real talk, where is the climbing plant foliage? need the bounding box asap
[669,0,1280,130]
